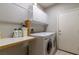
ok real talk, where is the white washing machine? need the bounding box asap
[29,32,56,55]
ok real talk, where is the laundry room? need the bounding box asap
[0,3,79,55]
[29,3,79,55]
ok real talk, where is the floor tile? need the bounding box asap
[55,50,73,55]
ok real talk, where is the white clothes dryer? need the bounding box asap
[30,32,56,55]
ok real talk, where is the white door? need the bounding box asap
[58,10,79,54]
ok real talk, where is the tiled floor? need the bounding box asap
[55,50,73,55]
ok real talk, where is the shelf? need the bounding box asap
[0,36,35,49]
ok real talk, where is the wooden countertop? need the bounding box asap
[0,36,35,49]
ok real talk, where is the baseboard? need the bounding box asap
[58,49,78,55]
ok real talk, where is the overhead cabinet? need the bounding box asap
[0,3,32,24]
[33,5,48,24]
[16,3,33,11]
[0,4,48,24]
[16,3,33,20]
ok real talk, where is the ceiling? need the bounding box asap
[38,3,56,9]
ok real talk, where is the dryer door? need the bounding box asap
[46,39,52,54]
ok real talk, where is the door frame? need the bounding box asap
[56,7,79,49]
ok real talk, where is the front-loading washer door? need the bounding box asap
[46,39,52,54]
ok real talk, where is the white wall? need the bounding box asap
[0,22,21,38]
[45,3,79,50]
[45,3,79,32]
[31,21,47,33]
[0,3,33,54]
[0,3,33,38]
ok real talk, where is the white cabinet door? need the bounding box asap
[16,3,33,10]
[33,5,48,24]
[0,3,30,24]
[16,3,33,20]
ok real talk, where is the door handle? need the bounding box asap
[59,30,61,35]
[59,30,61,32]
